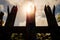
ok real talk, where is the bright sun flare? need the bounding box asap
[22,1,35,14]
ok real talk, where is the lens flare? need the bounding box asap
[22,1,35,15]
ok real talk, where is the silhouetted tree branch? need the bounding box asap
[7,6,9,15]
[44,5,58,27]
[53,5,55,15]
[5,6,18,26]
[0,12,4,26]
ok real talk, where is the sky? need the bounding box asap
[0,0,60,27]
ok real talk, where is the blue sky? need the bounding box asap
[55,4,60,14]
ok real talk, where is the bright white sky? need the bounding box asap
[0,0,60,26]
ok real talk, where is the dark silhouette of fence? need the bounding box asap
[0,5,60,40]
[44,5,58,27]
[26,6,36,40]
[44,5,59,40]
[5,6,18,26]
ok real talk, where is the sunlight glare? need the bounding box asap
[22,1,35,15]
